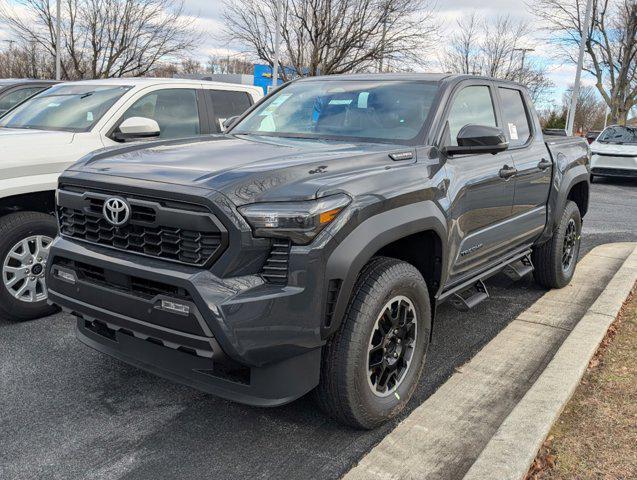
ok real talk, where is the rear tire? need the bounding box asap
[0,212,59,321]
[315,257,431,429]
[532,200,582,289]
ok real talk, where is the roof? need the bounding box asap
[299,72,453,82]
[296,72,525,88]
[62,77,260,90]
[0,78,58,85]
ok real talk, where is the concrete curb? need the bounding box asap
[462,244,637,480]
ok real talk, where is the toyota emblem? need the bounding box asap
[103,197,130,227]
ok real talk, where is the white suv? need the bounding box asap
[0,78,262,321]
[590,125,637,182]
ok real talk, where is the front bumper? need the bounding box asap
[591,153,637,178]
[46,237,325,407]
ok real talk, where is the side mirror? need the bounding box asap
[113,117,160,142]
[443,124,509,156]
[222,115,240,132]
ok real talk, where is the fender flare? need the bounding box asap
[540,165,589,243]
[323,200,447,337]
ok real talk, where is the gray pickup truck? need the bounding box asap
[46,74,590,428]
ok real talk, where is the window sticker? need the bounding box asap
[508,123,518,140]
[328,99,352,105]
[358,92,369,109]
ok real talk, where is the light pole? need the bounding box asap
[512,48,534,82]
[272,0,282,90]
[566,0,594,136]
[55,0,61,80]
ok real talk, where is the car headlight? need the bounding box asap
[238,194,351,245]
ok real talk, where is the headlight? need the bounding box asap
[238,194,351,245]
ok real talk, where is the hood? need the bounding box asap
[0,128,79,180]
[590,140,637,156]
[69,134,403,204]
[0,127,74,143]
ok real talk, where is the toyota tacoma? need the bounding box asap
[46,74,590,428]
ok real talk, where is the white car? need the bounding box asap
[0,78,263,321]
[590,125,637,182]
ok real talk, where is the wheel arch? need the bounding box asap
[323,200,447,339]
[0,190,56,218]
[566,180,589,218]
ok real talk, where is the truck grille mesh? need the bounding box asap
[57,191,225,266]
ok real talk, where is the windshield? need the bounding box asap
[233,80,440,144]
[0,84,131,132]
[596,125,637,145]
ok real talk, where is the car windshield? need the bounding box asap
[596,125,637,145]
[0,84,131,132]
[232,80,440,144]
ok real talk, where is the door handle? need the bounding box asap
[499,165,518,179]
[538,158,552,170]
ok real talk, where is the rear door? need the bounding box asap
[496,86,552,247]
[441,81,517,284]
[204,89,254,133]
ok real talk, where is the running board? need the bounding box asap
[450,279,489,312]
[502,254,534,281]
[438,249,533,309]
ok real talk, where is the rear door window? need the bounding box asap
[445,86,497,146]
[207,90,253,132]
[498,88,531,147]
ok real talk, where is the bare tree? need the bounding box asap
[533,0,637,125]
[208,55,254,75]
[440,14,554,103]
[222,0,438,80]
[0,41,52,78]
[562,84,608,133]
[180,58,204,75]
[0,0,200,79]
[441,13,482,76]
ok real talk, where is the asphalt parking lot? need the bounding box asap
[1,177,636,480]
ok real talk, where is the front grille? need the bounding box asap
[57,188,227,267]
[58,258,192,301]
[592,167,637,177]
[593,152,637,158]
[261,240,291,284]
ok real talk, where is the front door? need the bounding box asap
[441,83,517,285]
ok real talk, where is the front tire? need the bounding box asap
[315,257,431,429]
[532,200,582,289]
[0,212,59,321]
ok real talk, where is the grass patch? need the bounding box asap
[527,283,637,480]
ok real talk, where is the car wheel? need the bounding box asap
[532,200,582,289]
[315,256,431,429]
[590,174,595,183]
[0,212,60,321]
